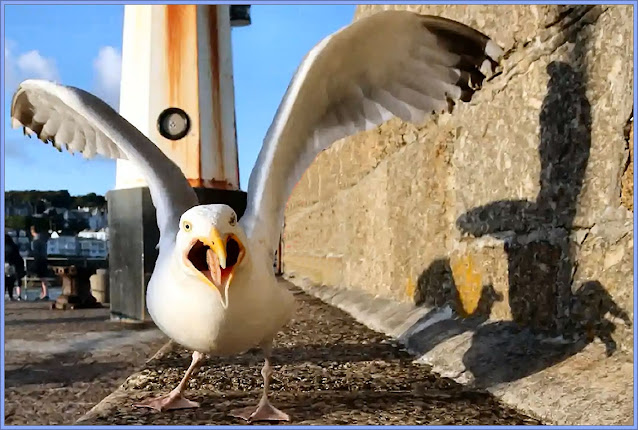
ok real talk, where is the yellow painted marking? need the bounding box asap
[451,254,483,316]
[405,277,416,299]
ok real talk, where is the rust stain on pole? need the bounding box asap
[207,6,227,185]
[163,4,201,184]
[165,5,187,104]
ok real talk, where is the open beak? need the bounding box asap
[184,227,245,308]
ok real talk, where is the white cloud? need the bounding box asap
[93,46,122,109]
[5,44,17,91]
[17,50,59,81]
[4,41,59,93]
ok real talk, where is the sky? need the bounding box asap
[3,4,355,196]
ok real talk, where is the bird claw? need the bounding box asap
[230,401,290,422]
[133,391,200,412]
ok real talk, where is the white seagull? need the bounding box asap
[10,10,502,422]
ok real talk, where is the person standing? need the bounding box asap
[30,225,50,300]
[5,234,25,301]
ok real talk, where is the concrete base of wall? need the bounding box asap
[285,274,633,426]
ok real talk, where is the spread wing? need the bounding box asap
[241,11,503,255]
[10,79,198,246]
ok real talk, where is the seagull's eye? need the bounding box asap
[229,214,236,226]
[182,221,192,232]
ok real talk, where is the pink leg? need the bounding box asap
[133,351,204,412]
[40,281,48,299]
[230,343,290,422]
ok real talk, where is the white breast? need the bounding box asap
[146,252,225,352]
[146,250,295,355]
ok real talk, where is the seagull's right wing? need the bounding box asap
[10,79,199,246]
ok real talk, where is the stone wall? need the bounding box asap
[283,5,633,351]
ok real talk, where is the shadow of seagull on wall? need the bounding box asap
[453,61,631,388]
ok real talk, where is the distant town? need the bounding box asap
[5,190,108,259]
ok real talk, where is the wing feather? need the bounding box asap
[241,10,503,256]
[10,80,198,244]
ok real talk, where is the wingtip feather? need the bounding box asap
[485,40,504,61]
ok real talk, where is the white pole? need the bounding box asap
[115,4,240,192]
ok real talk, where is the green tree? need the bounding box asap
[6,190,106,210]
[4,215,28,230]
[72,192,106,208]
[50,190,72,208]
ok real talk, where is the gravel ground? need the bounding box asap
[4,300,168,425]
[78,283,542,425]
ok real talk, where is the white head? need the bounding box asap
[175,204,247,309]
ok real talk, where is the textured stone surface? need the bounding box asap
[3,301,167,426]
[621,120,634,211]
[282,4,634,425]
[290,276,633,426]
[571,220,634,351]
[355,4,565,53]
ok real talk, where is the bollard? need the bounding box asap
[51,265,101,310]
[90,268,110,304]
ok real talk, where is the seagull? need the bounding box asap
[10,10,502,422]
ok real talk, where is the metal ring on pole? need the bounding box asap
[157,107,191,141]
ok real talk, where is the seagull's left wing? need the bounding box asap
[241,10,503,256]
[10,80,198,245]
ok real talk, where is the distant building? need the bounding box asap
[47,236,79,256]
[88,208,108,231]
[78,229,108,241]
[5,201,34,217]
[17,239,31,257]
[78,237,108,258]
[5,229,30,257]
[43,207,60,217]
[64,209,88,222]
[47,229,109,258]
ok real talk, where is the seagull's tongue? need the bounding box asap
[205,248,222,286]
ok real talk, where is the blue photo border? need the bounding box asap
[0,1,636,429]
